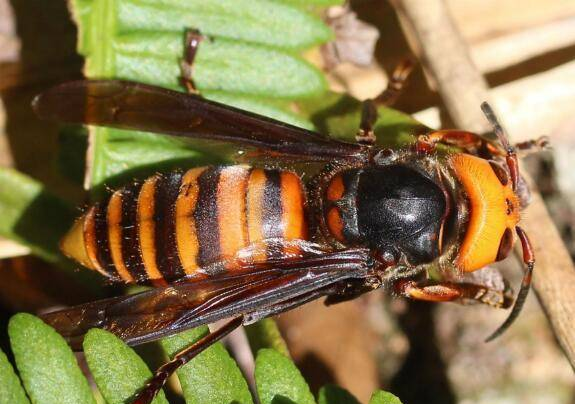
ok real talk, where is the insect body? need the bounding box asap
[32,52,540,404]
[322,164,447,265]
[62,167,308,284]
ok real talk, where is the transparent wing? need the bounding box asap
[40,247,371,349]
[33,80,365,162]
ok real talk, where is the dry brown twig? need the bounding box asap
[393,0,575,369]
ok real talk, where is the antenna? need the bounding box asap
[480,103,535,342]
[480,102,519,191]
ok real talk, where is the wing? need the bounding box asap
[33,80,365,161]
[40,248,371,350]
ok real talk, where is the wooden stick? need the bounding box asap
[393,0,575,368]
[413,59,575,142]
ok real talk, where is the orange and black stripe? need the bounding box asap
[60,166,309,285]
[154,172,185,280]
[120,182,148,282]
[261,170,284,242]
[175,167,206,276]
[92,199,122,281]
[195,167,223,269]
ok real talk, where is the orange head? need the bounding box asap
[450,153,521,272]
[450,102,535,342]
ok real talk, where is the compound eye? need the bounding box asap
[489,161,509,186]
[496,227,514,261]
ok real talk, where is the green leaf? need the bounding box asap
[0,168,75,265]
[89,127,216,192]
[113,35,327,98]
[83,329,168,404]
[160,326,253,404]
[8,313,96,404]
[300,93,426,147]
[255,348,316,404]
[0,168,103,292]
[116,0,332,50]
[318,385,360,404]
[245,319,290,358]
[369,391,403,404]
[69,0,335,189]
[69,0,94,55]
[0,348,30,404]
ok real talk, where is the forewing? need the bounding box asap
[40,248,371,349]
[33,80,364,161]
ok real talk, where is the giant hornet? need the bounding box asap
[33,31,543,404]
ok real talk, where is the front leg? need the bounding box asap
[394,279,513,309]
[415,129,503,157]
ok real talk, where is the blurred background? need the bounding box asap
[1,0,574,403]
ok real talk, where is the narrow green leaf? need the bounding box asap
[114,35,327,98]
[160,326,253,404]
[0,348,30,404]
[0,168,75,265]
[369,391,403,404]
[318,385,360,404]
[117,0,332,50]
[244,319,290,358]
[8,313,95,404]
[83,328,168,404]
[255,348,315,404]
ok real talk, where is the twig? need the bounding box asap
[393,0,575,368]
[413,60,575,142]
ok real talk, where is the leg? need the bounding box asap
[485,225,534,342]
[180,29,205,94]
[356,59,414,145]
[394,279,513,309]
[132,316,243,404]
[374,58,414,107]
[324,276,381,306]
[514,135,550,157]
[414,129,503,157]
[356,99,378,145]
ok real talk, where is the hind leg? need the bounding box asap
[374,58,414,107]
[355,59,414,145]
[180,29,206,93]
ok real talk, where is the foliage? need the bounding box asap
[1,314,404,404]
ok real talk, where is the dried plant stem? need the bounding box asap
[394,0,575,368]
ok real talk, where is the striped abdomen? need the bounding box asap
[60,166,308,284]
